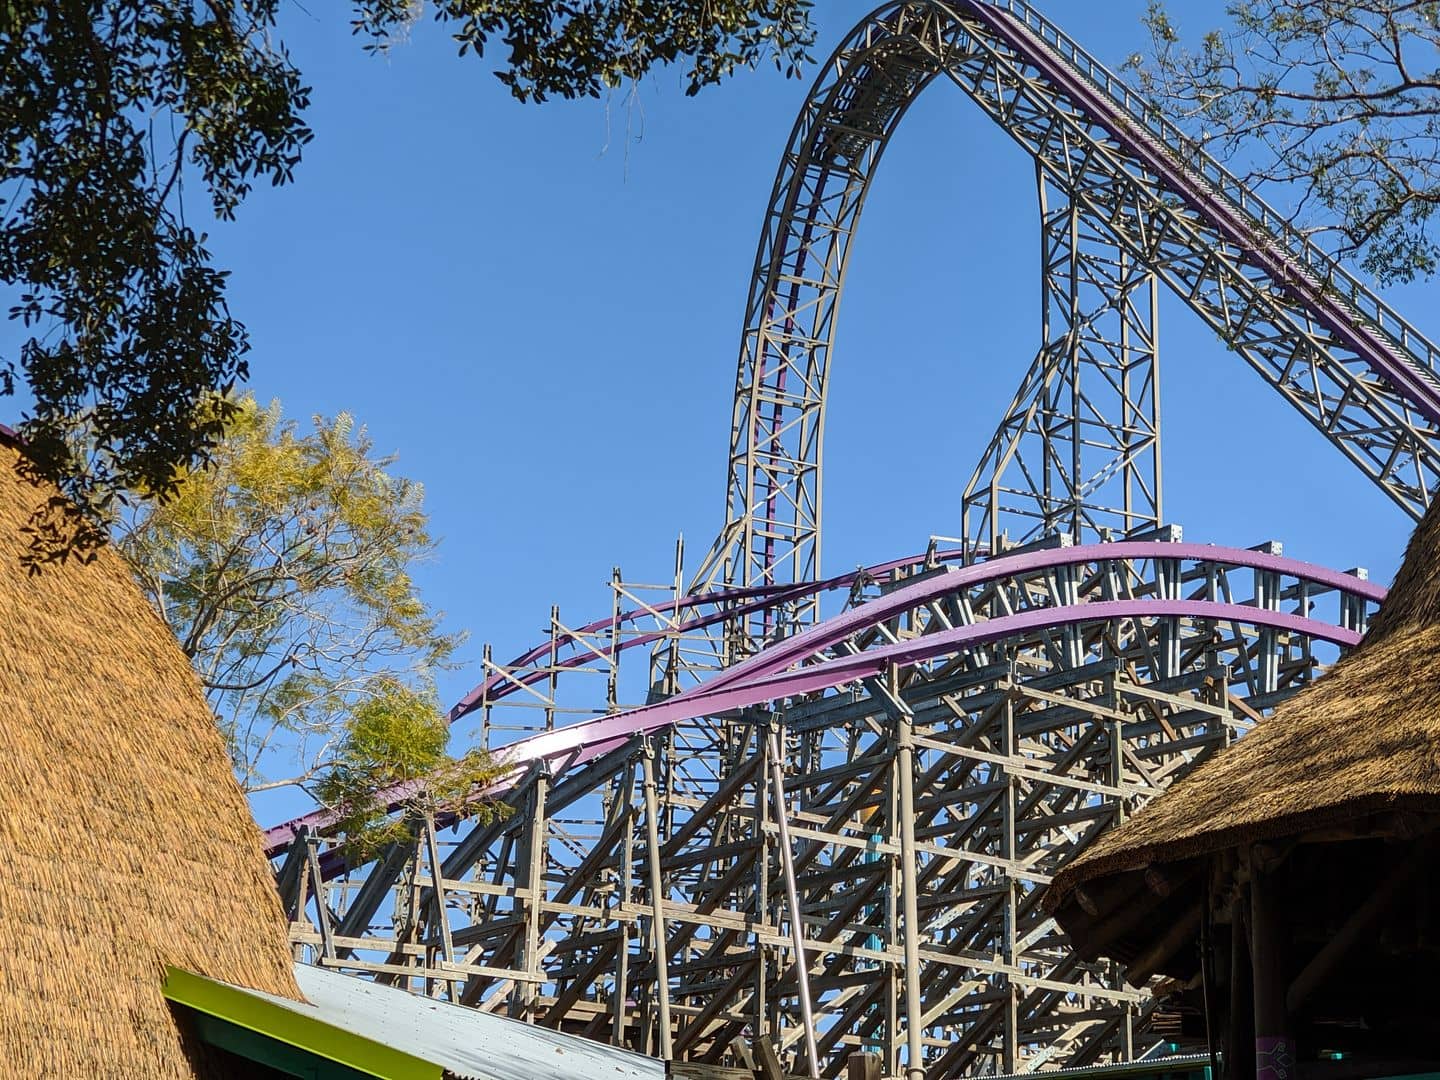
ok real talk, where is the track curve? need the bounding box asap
[273,535,1381,1074]
[266,540,1381,856]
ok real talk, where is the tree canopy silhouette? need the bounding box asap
[0,0,815,566]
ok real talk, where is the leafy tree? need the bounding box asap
[117,393,461,793]
[314,678,503,862]
[1130,0,1440,284]
[1,0,816,566]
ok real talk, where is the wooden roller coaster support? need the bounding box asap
[641,741,673,1060]
[1000,693,1020,1076]
[513,766,549,1021]
[767,722,820,1079]
[893,665,925,1080]
[611,757,635,1046]
[269,543,1384,1073]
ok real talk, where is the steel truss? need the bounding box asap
[277,544,1380,1076]
[697,0,1440,648]
[964,171,1161,553]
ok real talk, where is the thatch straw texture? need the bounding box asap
[1047,501,1440,909]
[0,443,299,1076]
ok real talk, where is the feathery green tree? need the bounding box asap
[314,678,503,862]
[117,393,466,795]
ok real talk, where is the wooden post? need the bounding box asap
[1227,892,1255,1080]
[754,1034,786,1080]
[422,814,458,999]
[886,758,900,1078]
[479,642,492,748]
[847,1051,882,1080]
[642,742,674,1060]
[510,769,550,1019]
[1001,696,1019,1075]
[729,1037,757,1072]
[895,668,925,1080]
[1250,858,1292,1080]
[305,831,335,961]
[613,764,635,1047]
[754,726,770,1044]
[766,724,820,1079]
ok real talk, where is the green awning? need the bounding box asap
[165,966,438,1079]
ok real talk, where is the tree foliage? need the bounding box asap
[1130,0,1440,284]
[356,1,815,102]
[313,678,503,863]
[1,0,815,566]
[117,394,460,793]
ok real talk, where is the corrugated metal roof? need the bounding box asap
[988,1054,1213,1080]
[293,965,663,1080]
[181,962,665,1080]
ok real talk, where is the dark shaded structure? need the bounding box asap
[1047,500,1440,1079]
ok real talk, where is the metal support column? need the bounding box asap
[963,166,1161,553]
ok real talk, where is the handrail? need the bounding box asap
[981,0,1440,377]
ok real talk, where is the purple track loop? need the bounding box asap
[969,0,1440,427]
[404,0,1431,818]
[261,2,1418,875]
[264,540,1378,858]
[432,0,1428,754]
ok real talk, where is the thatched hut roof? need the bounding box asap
[0,442,299,1075]
[1047,499,1440,917]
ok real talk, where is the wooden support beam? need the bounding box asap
[422,815,458,998]
[767,723,820,1080]
[729,1037,757,1071]
[754,1034,787,1080]
[1249,859,1291,1080]
[642,743,674,1060]
[895,670,925,1080]
[1124,901,1201,986]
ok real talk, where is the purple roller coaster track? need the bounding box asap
[271,1,1440,1076]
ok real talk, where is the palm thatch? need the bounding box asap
[0,441,299,1075]
[1047,497,1440,912]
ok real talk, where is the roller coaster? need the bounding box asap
[267,1,1440,1075]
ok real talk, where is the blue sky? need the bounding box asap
[221,0,1435,818]
[14,3,1436,820]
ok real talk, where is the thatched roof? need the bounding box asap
[1047,499,1440,913]
[0,442,299,1075]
